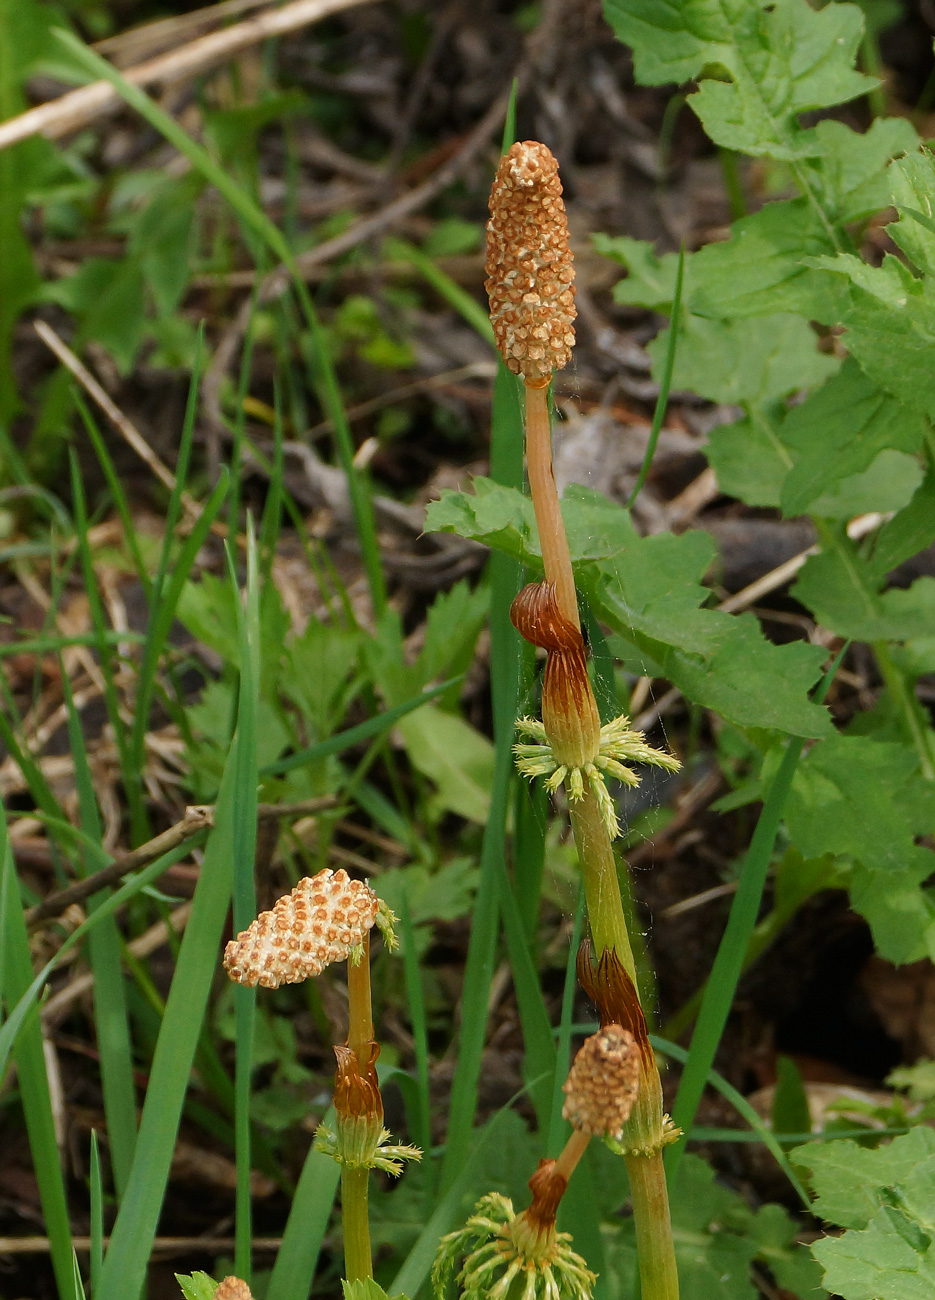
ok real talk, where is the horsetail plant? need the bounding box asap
[223,868,419,1286]
[487,141,682,1299]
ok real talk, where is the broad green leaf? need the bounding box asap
[428,478,832,736]
[603,0,872,159]
[398,705,494,824]
[174,1273,217,1300]
[794,546,935,642]
[812,1206,935,1300]
[887,150,935,277]
[423,478,637,568]
[867,469,935,584]
[648,313,838,406]
[785,735,935,871]
[807,449,922,521]
[808,117,919,224]
[809,252,935,418]
[849,849,935,964]
[690,200,843,321]
[796,1125,935,1228]
[595,234,689,310]
[796,1129,935,1299]
[780,359,926,516]
[608,1154,826,1300]
[645,612,831,737]
[706,410,790,508]
[42,255,147,373]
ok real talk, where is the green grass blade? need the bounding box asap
[74,392,149,593]
[653,1036,811,1209]
[60,661,138,1201]
[89,1131,104,1292]
[496,861,555,1129]
[68,449,134,820]
[547,887,585,1157]
[439,361,523,1192]
[0,838,196,1086]
[266,1110,340,1300]
[260,678,459,777]
[666,646,847,1182]
[92,755,243,1300]
[626,242,685,509]
[126,469,229,835]
[0,807,77,1300]
[228,526,261,1283]
[383,238,494,345]
[398,890,434,1208]
[54,29,386,617]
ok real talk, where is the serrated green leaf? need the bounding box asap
[849,849,935,964]
[595,234,689,310]
[174,1271,218,1300]
[423,478,637,569]
[796,1126,935,1230]
[867,469,935,584]
[808,449,922,521]
[343,1279,404,1300]
[794,545,935,642]
[797,1129,935,1299]
[604,0,873,159]
[428,478,831,736]
[706,409,789,508]
[813,1206,935,1300]
[780,359,926,516]
[649,312,838,406]
[398,705,494,825]
[887,150,935,277]
[607,1154,826,1300]
[808,252,935,418]
[691,199,843,320]
[809,117,919,224]
[785,735,935,870]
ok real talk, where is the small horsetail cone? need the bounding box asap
[223,868,379,988]
[212,1279,254,1300]
[485,141,576,384]
[562,1024,641,1140]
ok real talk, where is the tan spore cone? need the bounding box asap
[223,868,379,988]
[562,1024,640,1140]
[212,1279,254,1300]
[486,140,576,384]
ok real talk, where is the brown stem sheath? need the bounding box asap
[524,381,579,632]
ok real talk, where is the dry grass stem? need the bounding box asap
[0,0,374,152]
[41,901,194,1023]
[33,321,198,514]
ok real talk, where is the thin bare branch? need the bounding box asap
[0,0,374,152]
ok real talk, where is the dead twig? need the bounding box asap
[0,0,374,152]
[26,805,215,928]
[26,795,337,929]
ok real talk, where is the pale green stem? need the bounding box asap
[569,797,679,1300]
[342,930,375,1281]
[626,1153,680,1300]
[569,795,635,977]
[341,1166,373,1282]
